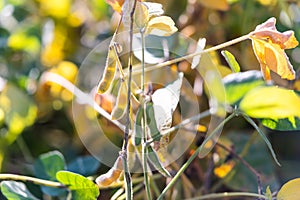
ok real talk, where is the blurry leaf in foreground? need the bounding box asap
[277,178,300,200]
[8,31,40,54]
[39,0,71,18]
[67,156,100,177]
[34,151,66,196]
[257,0,277,6]
[0,84,37,143]
[221,50,241,73]
[250,17,299,81]
[223,70,265,105]
[239,86,300,119]
[105,0,124,13]
[0,181,38,200]
[261,117,300,131]
[56,171,99,200]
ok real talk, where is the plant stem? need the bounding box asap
[122,1,137,199]
[132,34,250,75]
[157,113,235,200]
[16,135,34,163]
[186,192,267,200]
[140,29,152,200]
[0,174,65,188]
[146,110,211,145]
[242,114,280,166]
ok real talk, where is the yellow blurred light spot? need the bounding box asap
[41,43,64,67]
[56,61,78,82]
[9,114,25,135]
[52,100,63,110]
[0,108,4,125]
[39,0,71,18]
[195,124,207,132]
[0,94,10,112]
[67,12,84,27]
[61,90,73,101]
[204,140,213,149]
[214,161,235,178]
[257,0,277,6]
[8,33,40,53]
[85,106,97,120]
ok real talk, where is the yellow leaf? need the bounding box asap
[198,0,229,11]
[239,86,300,118]
[214,161,235,178]
[145,16,178,36]
[277,178,300,200]
[250,17,299,81]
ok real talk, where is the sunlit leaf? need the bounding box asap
[34,151,66,196]
[95,156,123,187]
[67,156,100,176]
[277,178,300,200]
[261,117,300,131]
[97,43,121,94]
[221,50,241,73]
[198,0,229,11]
[56,171,100,199]
[152,72,183,131]
[145,16,178,37]
[223,70,265,105]
[250,17,299,81]
[147,145,171,177]
[0,181,38,200]
[239,86,300,119]
[191,38,206,69]
[111,80,128,120]
[265,186,273,200]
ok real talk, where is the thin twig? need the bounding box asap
[186,192,268,200]
[131,34,251,75]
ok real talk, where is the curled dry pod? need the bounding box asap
[111,80,128,120]
[96,156,123,187]
[97,43,122,94]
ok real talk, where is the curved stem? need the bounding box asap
[157,112,235,200]
[186,192,267,200]
[132,34,250,75]
[0,174,65,188]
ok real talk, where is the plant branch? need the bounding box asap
[186,192,267,200]
[132,34,251,75]
[122,1,137,199]
[0,174,65,188]
[157,112,235,200]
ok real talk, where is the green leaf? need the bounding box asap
[239,86,300,119]
[134,105,143,146]
[147,146,171,177]
[146,102,161,140]
[56,171,100,200]
[265,186,272,200]
[34,151,66,196]
[221,50,241,73]
[223,70,265,105]
[0,181,38,200]
[277,178,300,200]
[222,133,278,192]
[67,156,100,176]
[0,84,37,144]
[261,117,300,131]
